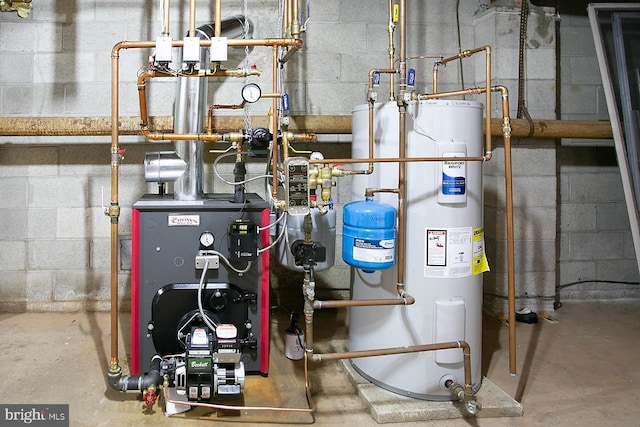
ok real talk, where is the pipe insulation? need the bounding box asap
[0,117,613,138]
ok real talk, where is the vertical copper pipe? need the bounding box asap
[388,0,395,101]
[293,0,299,23]
[214,0,221,38]
[484,46,492,160]
[494,85,516,376]
[396,0,407,297]
[432,62,439,93]
[189,0,196,37]
[271,45,279,201]
[291,0,300,37]
[162,0,171,35]
[109,45,122,369]
[398,1,407,95]
[137,70,154,128]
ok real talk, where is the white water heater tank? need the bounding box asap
[348,100,487,399]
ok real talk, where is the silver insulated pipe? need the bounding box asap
[172,17,253,201]
[173,31,209,201]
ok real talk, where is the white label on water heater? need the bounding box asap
[424,227,472,278]
[438,141,467,204]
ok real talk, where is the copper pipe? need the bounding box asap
[388,0,396,100]
[137,69,224,142]
[214,0,221,38]
[271,45,279,201]
[108,42,122,373]
[312,341,473,393]
[287,0,293,35]
[162,0,170,36]
[313,297,414,309]
[207,102,244,134]
[364,187,398,197]
[261,92,284,99]
[291,0,301,38]
[428,46,492,161]
[188,0,196,37]
[311,155,489,165]
[348,68,396,176]
[398,0,407,94]
[395,0,408,300]
[493,85,516,376]
[484,45,492,160]
[115,38,301,50]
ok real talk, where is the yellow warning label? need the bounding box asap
[393,4,399,23]
[472,227,490,275]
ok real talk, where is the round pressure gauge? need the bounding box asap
[199,231,215,248]
[241,83,262,103]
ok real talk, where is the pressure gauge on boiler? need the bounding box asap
[199,231,215,249]
[241,83,262,103]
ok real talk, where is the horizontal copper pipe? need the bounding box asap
[313,296,414,309]
[0,116,613,139]
[112,38,302,52]
[312,340,473,393]
[310,155,488,165]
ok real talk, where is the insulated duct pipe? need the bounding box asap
[0,116,614,138]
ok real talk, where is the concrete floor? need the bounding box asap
[1,300,640,426]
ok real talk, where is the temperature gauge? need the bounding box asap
[199,231,215,249]
[241,83,262,103]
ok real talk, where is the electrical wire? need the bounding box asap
[407,107,436,141]
[258,209,286,232]
[258,213,288,254]
[557,279,640,289]
[213,151,273,186]
[210,250,253,274]
[485,280,640,304]
[197,259,218,331]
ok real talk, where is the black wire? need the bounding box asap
[484,292,556,301]
[557,280,640,289]
[485,280,640,303]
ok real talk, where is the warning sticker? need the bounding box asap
[424,227,472,278]
[472,227,490,275]
[426,230,447,266]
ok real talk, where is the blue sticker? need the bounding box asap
[407,68,416,87]
[373,71,381,87]
[282,93,290,111]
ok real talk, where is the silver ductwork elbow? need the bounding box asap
[144,151,187,183]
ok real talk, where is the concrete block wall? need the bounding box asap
[558,7,640,301]
[0,0,496,312]
[2,0,635,313]
[475,5,558,314]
